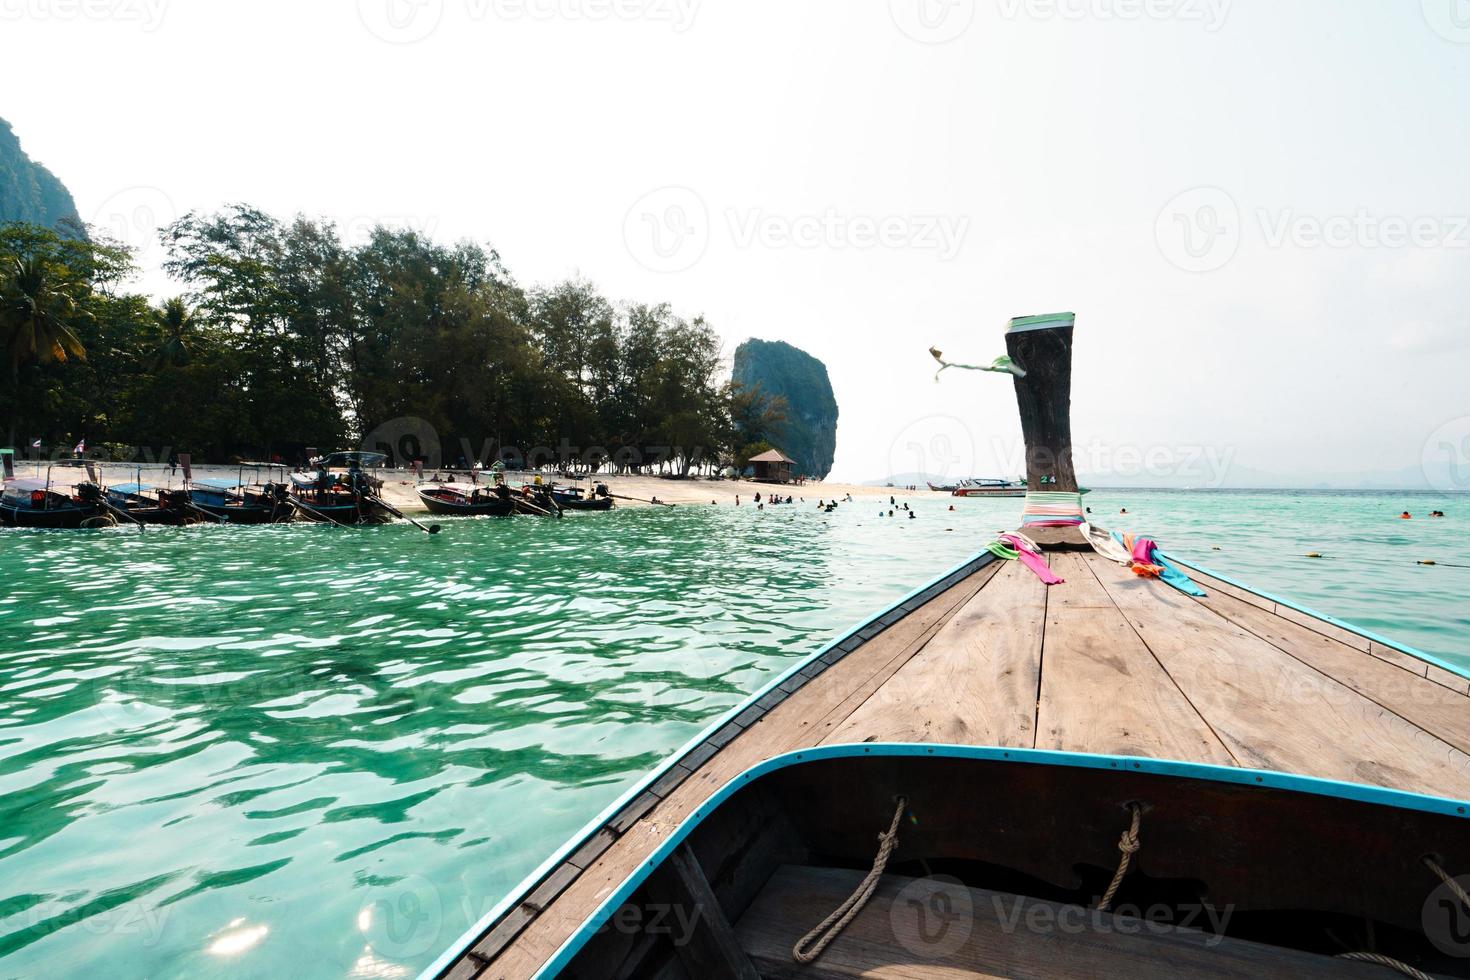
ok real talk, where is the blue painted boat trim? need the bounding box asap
[1159,550,1470,684]
[529,742,1470,978]
[414,549,996,980]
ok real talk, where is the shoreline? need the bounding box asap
[9,461,933,515]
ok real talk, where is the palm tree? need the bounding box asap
[151,297,198,370]
[2,255,87,385]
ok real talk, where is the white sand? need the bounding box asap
[19,461,931,515]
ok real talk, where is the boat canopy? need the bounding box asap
[2,479,51,492]
[191,478,245,490]
[107,483,154,494]
[288,473,326,487]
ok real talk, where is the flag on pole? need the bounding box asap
[73,439,85,454]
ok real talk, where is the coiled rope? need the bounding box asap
[1096,803,1143,912]
[791,797,908,964]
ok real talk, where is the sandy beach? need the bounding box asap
[17,461,930,515]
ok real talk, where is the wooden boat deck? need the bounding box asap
[441,549,1470,979]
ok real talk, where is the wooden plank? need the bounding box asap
[1274,602,1371,653]
[1088,556,1470,800]
[736,865,1398,980]
[1427,663,1470,696]
[644,845,759,980]
[1192,587,1470,756]
[1036,554,1235,764]
[1171,562,1276,613]
[483,564,1002,977]
[824,560,1047,747]
[1370,640,1430,678]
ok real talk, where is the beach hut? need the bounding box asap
[749,449,795,484]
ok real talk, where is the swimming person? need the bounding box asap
[1401,511,1412,519]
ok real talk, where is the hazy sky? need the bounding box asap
[5,0,1469,486]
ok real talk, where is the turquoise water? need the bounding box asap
[0,490,1466,979]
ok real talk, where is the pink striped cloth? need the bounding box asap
[999,533,1065,585]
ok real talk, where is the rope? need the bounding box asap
[1333,856,1466,978]
[1096,803,1143,912]
[1334,952,1432,979]
[1425,855,1470,913]
[792,797,907,964]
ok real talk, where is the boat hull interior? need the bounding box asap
[556,752,1470,979]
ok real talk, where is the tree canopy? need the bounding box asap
[1,208,788,473]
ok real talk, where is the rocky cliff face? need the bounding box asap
[732,338,838,480]
[0,118,81,229]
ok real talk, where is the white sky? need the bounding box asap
[5,0,1469,486]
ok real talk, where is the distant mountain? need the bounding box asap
[733,339,838,480]
[0,117,81,229]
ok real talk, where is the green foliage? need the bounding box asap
[731,338,838,479]
[1,208,756,473]
[0,118,81,231]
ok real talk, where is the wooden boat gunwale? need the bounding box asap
[523,742,1470,979]
[419,542,1470,979]
[1161,549,1470,689]
[415,548,997,980]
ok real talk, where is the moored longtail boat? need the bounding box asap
[103,481,198,525]
[187,464,295,524]
[424,312,1470,980]
[288,451,395,526]
[0,470,110,529]
[417,482,517,517]
[548,482,614,511]
[0,459,115,529]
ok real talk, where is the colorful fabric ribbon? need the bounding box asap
[1021,491,1086,528]
[1113,531,1205,597]
[990,532,1065,585]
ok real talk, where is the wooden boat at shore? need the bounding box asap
[0,462,111,528]
[103,481,198,525]
[418,483,517,517]
[187,466,296,524]
[288,451,395,526]
[549,483,615,511]
[424,313,1470,980]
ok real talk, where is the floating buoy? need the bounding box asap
[1305,552,1323,559]
[1212,546,1222,551]
[1418,560,1437,566]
